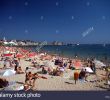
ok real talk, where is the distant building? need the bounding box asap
[17,41,26,46]
[3,37,6,42]
[52,41,63,45]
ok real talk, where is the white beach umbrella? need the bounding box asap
[3,69,16,77]
[83,67,93,73]
[94,60,106,68]
[40,53,45,56]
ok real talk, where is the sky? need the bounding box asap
[0,0,110,43]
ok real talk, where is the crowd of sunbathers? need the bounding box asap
[0,46,110,91]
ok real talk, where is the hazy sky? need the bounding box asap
[0,0,110,43]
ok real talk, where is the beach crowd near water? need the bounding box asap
[0,46,110,91]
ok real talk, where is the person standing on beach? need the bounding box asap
[79,69,86,82]
[14,59,19,71]
[92,63,96,74]
[74,71,79,84]
[25,67,29,83]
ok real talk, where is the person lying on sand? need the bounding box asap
[42,66,48,74]
[16,66,24,74]
[50,67,63,76]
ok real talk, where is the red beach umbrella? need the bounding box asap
[22,49,28,53]
[4,53,12,57]
[16,54,23,58]
[28,52,36,57]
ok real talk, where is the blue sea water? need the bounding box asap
[29,44,110,63]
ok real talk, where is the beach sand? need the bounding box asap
[0,59,107,91]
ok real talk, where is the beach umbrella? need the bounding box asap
[22,49,28,53]
[28,52,36,57]
[3,53,12,57]
[83,67,93,73]
[40,53,45,56]
[16,54,23,58]
[3,69,16,77]
[94,60,106,68]
[44,55,52,60]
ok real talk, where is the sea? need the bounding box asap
[23,44,110,64]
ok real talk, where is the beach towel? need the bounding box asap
[8,81,16,86]
[16,85,24,90]
[60,68,65,72]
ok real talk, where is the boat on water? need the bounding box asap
[103,44,106,47]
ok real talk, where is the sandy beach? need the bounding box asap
[0,57,108,91]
